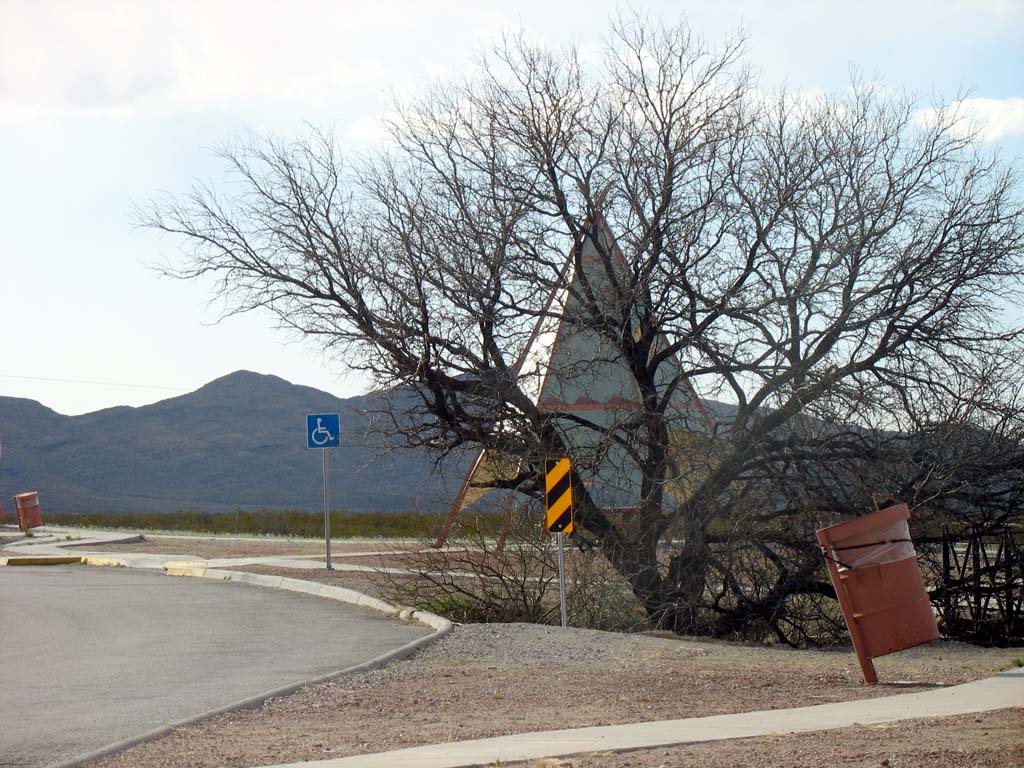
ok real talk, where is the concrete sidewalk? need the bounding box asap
[0,526,419,573]
[1,526,483,579]
[260,666,1024,768]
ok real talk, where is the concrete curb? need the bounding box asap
[63,534,145,548]
[162,566,452,633]
[46,562,452,768]
[0,556,82,566]
[82,556,129,567]
[0,555,130,567]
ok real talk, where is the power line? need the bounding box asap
[0,374,187,392]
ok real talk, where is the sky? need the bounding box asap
[1,0,1022,416]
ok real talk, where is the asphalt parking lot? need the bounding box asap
[0,565,427,767]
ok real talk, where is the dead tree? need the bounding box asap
[140,15,1024,637]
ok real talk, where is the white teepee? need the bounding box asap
[436,216,709,546]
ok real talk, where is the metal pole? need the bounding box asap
[323,448,333,570]
[1006,531,1015,627]
[941,526,951,626]
[557,532,568,628]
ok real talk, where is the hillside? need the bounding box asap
[0,371,458,514]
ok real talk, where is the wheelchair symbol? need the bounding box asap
[310,417,335,446]
[306,414,340,448]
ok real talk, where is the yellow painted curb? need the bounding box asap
[163,560,210,569]
[1,556,82,566]
[166,567,207,577]
[82,557,129,567]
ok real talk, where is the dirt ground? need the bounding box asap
[23,532,1023,767]
[80,535,413,559]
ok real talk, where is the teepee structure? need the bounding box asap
[435,216,710,547]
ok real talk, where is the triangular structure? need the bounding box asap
[436,217,709,546]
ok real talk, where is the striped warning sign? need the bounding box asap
[544,458,574,534]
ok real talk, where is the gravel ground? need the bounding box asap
[83,619,1022,768]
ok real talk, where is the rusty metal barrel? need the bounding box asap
[14,491,42,532]
[817,503,939,683]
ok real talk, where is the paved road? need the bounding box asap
[0,566,428,768]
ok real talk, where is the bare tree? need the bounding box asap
[140,15,1024,638]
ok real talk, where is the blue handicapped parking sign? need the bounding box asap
[306,413,341,449]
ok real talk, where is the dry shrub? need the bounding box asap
[373,506,648,630]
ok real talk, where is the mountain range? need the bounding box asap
[0,371,459,514]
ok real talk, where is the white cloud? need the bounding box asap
[916,97,1024,143]
[0,3,172,117]
[0,0,447,119]
[957,0,1024,14]
[345,112,393,144]
[958,97,1024,142]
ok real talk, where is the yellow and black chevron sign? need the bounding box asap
[544,458,574,534]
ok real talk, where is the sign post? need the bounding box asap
[544,457,574,628]
[306,414,341,570]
